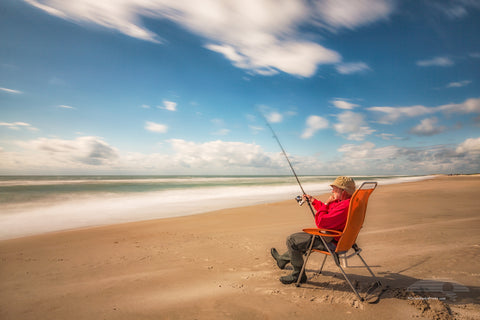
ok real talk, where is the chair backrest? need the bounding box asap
[335,182,377,253]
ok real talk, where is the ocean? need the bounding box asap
[0,175,434,240]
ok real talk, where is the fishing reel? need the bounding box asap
[295,195,305,206]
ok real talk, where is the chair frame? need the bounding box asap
[295,182,382,301]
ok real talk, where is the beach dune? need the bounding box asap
[1,175,479,319]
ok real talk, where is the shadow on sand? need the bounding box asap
[285,259,479,319]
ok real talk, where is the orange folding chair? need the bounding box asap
[295,182,382,301]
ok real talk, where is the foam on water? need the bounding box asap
[0,175,435,240]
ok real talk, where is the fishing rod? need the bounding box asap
[263,115,339,285]
[262,116,316,218]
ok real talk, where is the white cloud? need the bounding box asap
[376,133,400,140]
[335,137,480,174]
[249,125,264,135]
[333,111,374,140]
[266,112,283,123]
[331,99,359,110]
[14,136,118,167]
[0,122,38,131]
[210,118,225,126]
[438,97,480,114]
[145,121,168,133]
[338,141,398,159]
[159,100,177,111]
[456,137,480,155]
[25,0,162,43]
[210,118,229,136]
[430,1,480,19]
[409,117,446,136]
[24,0,394,77]
[301,115,329,139]
[417,56,454,67]
[313,0,394,30]
[335,62,370,74]
[58,105,76,109]
[446,80,471,88]
[211,128,230,136]
[167,139,270,167]
[207,39,340,77]
[3,135,480,175]
[0,87,23,94]
[369,98,480,124]
[368,105,434,123]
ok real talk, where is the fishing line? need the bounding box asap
[262,115,316,218]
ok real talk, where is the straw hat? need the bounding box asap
[330,176,356,195]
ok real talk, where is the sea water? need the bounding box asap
[0,175,434,240]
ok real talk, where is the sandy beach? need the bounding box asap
[1,175,479,319]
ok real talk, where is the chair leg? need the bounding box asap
[356,252,382,286]
[336,264,364,301]
[318,255,327,274]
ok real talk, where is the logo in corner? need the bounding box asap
[407,279,469,301]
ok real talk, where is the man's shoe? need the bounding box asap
[279,272,307,285]
[271,248,288,269]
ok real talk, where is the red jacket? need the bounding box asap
[311,198,350,232]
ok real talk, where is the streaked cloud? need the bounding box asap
[335,62,370,74]
[145,121,168,133]
[159,100,177,111]
[24,0,394,77]
[211,128,230,136]
[248,125,264,135]
[376,133,401,140]
[368,105,435,124]
[210,118,229,136]
[301,115,329,139]
[0,87,23,94]
[430,0,480,19]
[58,105,76,110]
[417,56,454,67]
[207,41,340,77]
[368,97,480,123]
[313,0,394,30]
[0,122,38,131]
[331,99,360,110]
[446,80,471,88]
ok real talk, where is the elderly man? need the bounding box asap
[271,176,356,284]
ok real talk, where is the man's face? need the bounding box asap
[331,186,344,200]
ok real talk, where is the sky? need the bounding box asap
[1,0,480,176]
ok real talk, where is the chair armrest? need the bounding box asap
[302,228,343,237]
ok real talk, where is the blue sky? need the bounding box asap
[1,0,479,175]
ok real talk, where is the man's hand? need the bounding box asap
[327,194,336,203]
[303,194,314,203]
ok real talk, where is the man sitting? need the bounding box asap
[271,176,356,284]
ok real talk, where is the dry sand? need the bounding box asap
[1,175,479,319]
